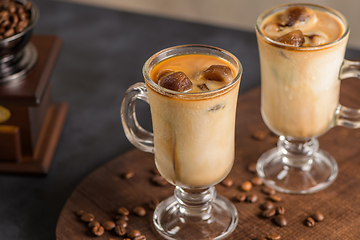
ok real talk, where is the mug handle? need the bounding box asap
[120,82,154,153]
[336,59,360,128]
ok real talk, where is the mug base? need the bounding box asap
[256,147,338,194]
[153,194,238,240]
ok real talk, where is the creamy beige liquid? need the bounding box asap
[147,54,240,188]
[257,5,347,139]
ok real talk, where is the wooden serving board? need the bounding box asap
[56,78,360,239]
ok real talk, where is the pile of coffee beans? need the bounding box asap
[76,205,147,239]
[0,0,32,39]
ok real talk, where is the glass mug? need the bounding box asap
[121,45,242,239]
[255,3,360,194]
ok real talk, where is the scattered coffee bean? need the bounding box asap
[269,195,281,202]
[151,168,160,175]
[88,220,100,228]
[134,236,146,240]
[152,174,168,186]
[92,225,104,236]
[246,194,258,203]
[115,219,128,228]
[81,213,95,222]
[252,130,266,140]
[273,215,287,227]
[114,225,126,236]
[247,163,257,173]
[262,186,276,195]
[102,220,115,231]
[133,206,146,217]
[116,214,129,221]
[76,210,85,216]
[118,207,130,216]
[251,176,263,186]
[241,181,253,192]
[221,178,233,187]
[305,217,315,227]
[266,234,281,240]
[122,170,134,179]
[261,208,276,218]
[276,206,285,215]
[128,229,141,238]
[261,200,274,210]
[235,193,246,202]
[312,211,324,222]
[254,237,267,240]
[149,197,159,210]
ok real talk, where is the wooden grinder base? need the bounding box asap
[0,35,68,174]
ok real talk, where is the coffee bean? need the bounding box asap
[252,130,266,140]
[312,212,324,222]
[118,207,130,216]
[102,220,115,231]
[3,27,14,37]
[134,236,146,240]
[149,197,159,210]
[261,208,276,218]
[266,234,281,240]
[251,176,263,186]
[114,225,126,236]
[273,215,287,227]
[262,186,276,195]
[116,214,129,221]
[151,168,160,175]
[115,219,128,228]
[235,193,246,202]
[76,210,84,217]
[276,206,285,215]
[241,181,253,192]
[133,206,146,217]
[92,225,104,236]
[128,229,141,238]
[152,175,168,186]
[247,163,257,173]
[88,220,100,228]
[81,213,95,222]
[246,194,258,203]
[254,237,267,240]
[305,217,315,227]
[0,0,32,39]
[122,170,134,179]
[269,195,281,202]
[221,178,233,187]
[261,200,274,210]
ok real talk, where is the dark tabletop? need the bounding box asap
[0,1,359,239]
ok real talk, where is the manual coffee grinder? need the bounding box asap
[0,1,68,174]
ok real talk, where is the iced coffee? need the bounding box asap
[146,53,240,188]
[256,4,348,138]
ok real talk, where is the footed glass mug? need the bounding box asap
[256,3,360,194]
[121,45,242,239]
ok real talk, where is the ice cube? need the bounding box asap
[283,6,315,27]
[208,104,225,111]
[304,34,326,46]
[203,65,233,82]
[197,84,209,92]
[158,71,192,92]
[155,69,174,83]
[275,30,305,47]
